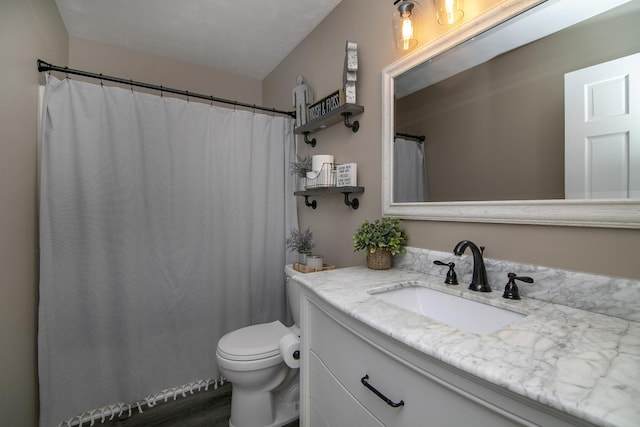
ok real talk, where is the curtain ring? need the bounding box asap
[99,73,103,87]
[130,79,134,94]
[160,85,163,98]
[210,95,213,106]
[185,90,190,103]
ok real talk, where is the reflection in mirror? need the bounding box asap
[394,0,640,202]
[394,133,427,202]
[382,0,640,228]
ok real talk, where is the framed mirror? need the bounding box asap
[382,0,640,228]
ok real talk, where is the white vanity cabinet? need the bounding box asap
[299,289,597,427]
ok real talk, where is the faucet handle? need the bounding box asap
[502,272,534,300]
[433,260,458,285]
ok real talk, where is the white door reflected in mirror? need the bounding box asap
[565,52,640,199]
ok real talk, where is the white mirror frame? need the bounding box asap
[382,0,640,229]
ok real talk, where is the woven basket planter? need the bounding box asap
[366,249,393,270]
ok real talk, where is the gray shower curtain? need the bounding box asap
[38,75,297,426]
[394,137,428,202]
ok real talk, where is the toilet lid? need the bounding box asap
[217,320,290,361]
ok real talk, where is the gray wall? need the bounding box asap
[0,0,68,425]
[263,0,640,279]
[68,37,263,107]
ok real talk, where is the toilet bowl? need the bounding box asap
[216,274,301,427]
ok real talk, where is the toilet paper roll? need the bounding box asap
[312,155,334,172]
[278,333,301,369]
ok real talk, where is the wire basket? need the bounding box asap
[304,162,336,189]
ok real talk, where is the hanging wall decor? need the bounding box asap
[343,41,358,103]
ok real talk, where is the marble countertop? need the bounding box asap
[287,265,640,427]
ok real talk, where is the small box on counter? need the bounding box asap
[336,163,357,187]
[293,262,336,273]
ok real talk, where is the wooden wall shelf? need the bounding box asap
[294,104,364,147]
[294,186,364,209]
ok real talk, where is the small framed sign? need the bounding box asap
[336,163,357,187]
[307,89,344,122]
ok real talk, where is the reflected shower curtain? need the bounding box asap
[393,137,428,202]
[38,76,297,426]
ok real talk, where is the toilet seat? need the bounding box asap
[217,320,290,362]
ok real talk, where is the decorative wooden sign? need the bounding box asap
[307,89,345,122]
[336,163,357,187]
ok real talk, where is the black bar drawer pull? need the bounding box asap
[361,375,405,408]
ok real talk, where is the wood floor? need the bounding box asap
[101,383,299,427]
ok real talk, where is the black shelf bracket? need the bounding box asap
[343,192,360,209]
[302,132,317,147]
[303,196,317,209]
[295,186,363,210]
[342,112,359,133]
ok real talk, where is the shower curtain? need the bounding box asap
[38,75,298,426]
[393,137,428,202]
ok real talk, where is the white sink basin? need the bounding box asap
[371,285,524,335]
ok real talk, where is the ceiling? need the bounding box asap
[55,0,343,80]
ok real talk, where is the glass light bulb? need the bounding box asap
[433,0,463,25]
[444,0,456,24]
[394,1,419,51]
[402,17,414,50]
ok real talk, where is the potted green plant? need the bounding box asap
[353,217,408,270]
[289,154,312,191]
[286,226,316,265]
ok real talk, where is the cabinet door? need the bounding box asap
[308,302,526,427]
[307,350,384,427]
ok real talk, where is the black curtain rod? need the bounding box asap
[37,59,296,118]
[395,132,425,142]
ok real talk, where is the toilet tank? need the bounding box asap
[286,276,302,325]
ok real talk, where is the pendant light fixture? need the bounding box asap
[432,0,464,25]
[392,0,422,51]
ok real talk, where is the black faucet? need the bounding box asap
[453,240,491,292]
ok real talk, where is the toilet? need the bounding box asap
[216,274,301,427]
